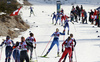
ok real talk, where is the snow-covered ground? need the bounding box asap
[29,0,100,5]
[17,0,24,4]
[0,0,100,62]
[0,12,6,15]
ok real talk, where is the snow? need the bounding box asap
[11,28,20,31]
[17,0,24,4]
[0,12,6,15]
[0,0,100,62]
[28,0,100,5]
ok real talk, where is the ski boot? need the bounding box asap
[63,29,65,33]
[54,23,56,25]
[43,52,49,57]
[67,30,69,35]
[30,56,32,60]
[72,22,74,24]
[57,52,60,57]
[8,57,11,62]
[62,60,65,62]
[59,23,60,25]
[5,58,7,62]
[30,53,32,60]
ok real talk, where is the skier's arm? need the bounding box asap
[25,37,29,42]
[0,41,4,46]
[13,42,19,49]
[11,40,15,46]
[62,41,66,47]
[51,33,54,37]
[62,41,66,52]
[73,39,76,47]
[60,32,65,35]
[34,38,36,48]
[51,13,53,17]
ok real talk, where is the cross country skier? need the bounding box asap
[19,36,29,62]
[63,16,70,35]
[70,12,74,24]
[12,42,20,62]
[29,6,35,17]
[62,34,76,62]
[61,13,65,26]
[55,11,62,25]
[0,36,14,62]
[43,28,65,57]
[26,33,36,60]
[61,8,64,13]
[51,12,56,24]
[58,37,72,62]
[82,9,87,24]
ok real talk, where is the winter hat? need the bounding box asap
[6,36,10,40]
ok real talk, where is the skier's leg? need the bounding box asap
[30,46,33,60]
[63,26,66,34]
[48,42,55,52]
[15,50,20,62]
[30,11,32,17]
[54,17,56,23]
[52,16,55,24]
[44,41,55,56]
[86,17,87,23]
[13,50,16,61]
[25,51,29,62]
[33,11,35,16]
[27,45,30,52]
[91,19,93,24]
[5,47,8,62]
[61,18,63,25]
[62,17,65,26]
[56,41,60,57]
[8,47,12,62]
[79,13,80,21]
[55,17,58,25]
[59,49,68,62]
[59,17,61,25]
[17,51,20,62]
[82,17,84,23]
[63,53,68,62]
[69,48,72,62]
[20,51,24,62]
[67,23,69,35]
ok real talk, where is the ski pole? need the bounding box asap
[0,46,3,60]
[74,47,77,62]
[63,35,65,42]
[34,49,38,62]
[73,23,76,32]
[41,37,53,56]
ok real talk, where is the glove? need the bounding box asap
[33,46,36,49]
[62,48,64,52]
[72,48,74,51]
[13,46,16,49]
[63,30,65,33]
[5,43,7,45]
[15,42,19,47]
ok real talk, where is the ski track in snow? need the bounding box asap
[0,1,100,62]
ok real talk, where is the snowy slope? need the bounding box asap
[28,0,100,5]
[0,0,100,62]
[17,0,24,4]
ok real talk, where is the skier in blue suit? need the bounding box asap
[52,12,56,24]
[55,12,62,25]
[63,18,70,35]
[43,28,65,57]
